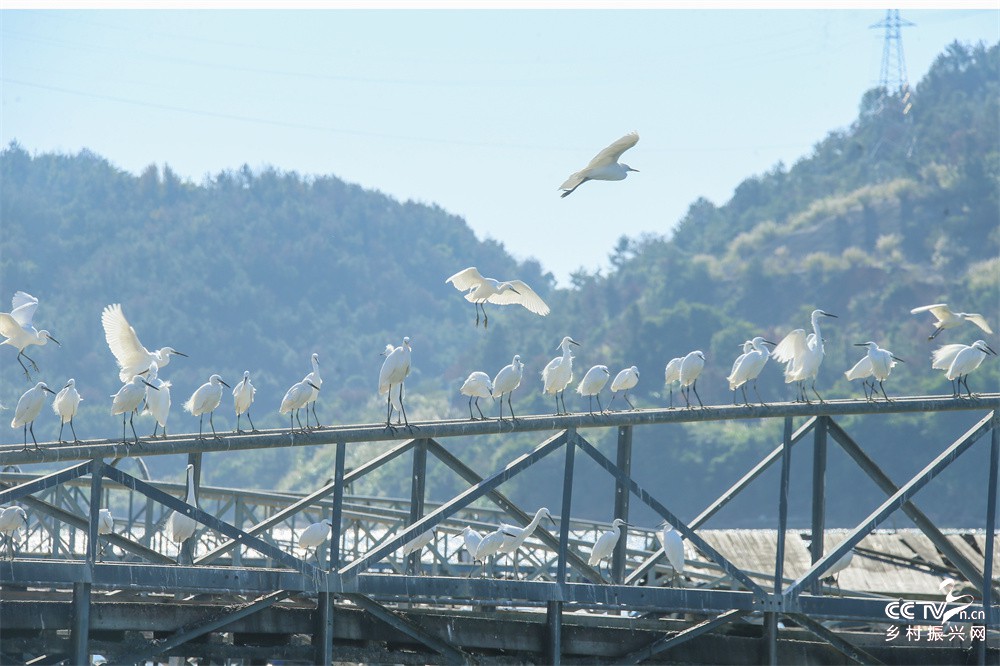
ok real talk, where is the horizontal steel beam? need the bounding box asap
[2,395,995,465]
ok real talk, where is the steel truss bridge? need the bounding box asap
[0,395,998,664]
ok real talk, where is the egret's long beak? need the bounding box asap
[174,351,189,358]
[570,339,581,346]
[42,386,56,395]
[46,333,61,346]
[627,167,639,172]
[854,343,868,347]
[547,515,558,528]
[308,382,321,391]
[892,356,906,363]
[142,379,159,391]
[986,344,998,356]
[220,379,232,389]
[510,287,521,295]
[823,312,839,318]
[763,340,777,346]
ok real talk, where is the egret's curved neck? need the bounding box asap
[185,467,197,506]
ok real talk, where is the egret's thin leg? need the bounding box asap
[553,394,560,415]
[507,394,516,422]
[597,393,605,414]
[741,384,750,407]
[692,380,704,408]
[129,411,140,444]
[754,380,767,407]
[69,417,79,443]
[624,391,635,410]
[16,353,32,380]
[929,327,943,340]
[57,421,65,443]
[247,411,256,432]
[878,380,891,402]
[197,414,204,440]
[608,393,617,412]
[811,381,824,403]
[474,397,486,420]
[311,402,320,428]
[152,423,160,438]
[21,350,39,372]
[21,424,28,451]
[122,413,128,445]
[209,412,219,438]
[468,396,476,420]
[681,385,691,408]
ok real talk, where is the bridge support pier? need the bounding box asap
[809,416,827,595]
[611,425,632,584]
[546,600,563,665]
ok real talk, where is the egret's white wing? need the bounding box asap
[910,303,948,316]
[102,304,150,371]
[559,170,588,192]
[445,267,484,292]
[844,356,874,381]
[487,280,550,316]
[661,531,685,574]
[932,344,966,370]
[965,313,993,334]
[0,313,24,339]
[772,329,807,364]
[10,292,39,327]
[584,132,639,170]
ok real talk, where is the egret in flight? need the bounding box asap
[772,309,838,403]
[233,371,257,433]
[379,337,413,432]
[492,355,524,422]
[460,371,493,420]
[0,291,60,380]
[445,267,550,328]
[543,336,580,415]
[102,303,187,383]
[184,374,230,439]
[911,303,993,340]
[11,382,56,450]
[933,340,996,398]
[52,378,83,443]
[112,374,158,445]
[609,366,640,411]
[559,132,639,198]
[576,364,611,415]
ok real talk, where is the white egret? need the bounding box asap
[727,337,776,406]
[0,291,60,380]
[609,366,640,411]
[559,132,639,198]
[0,506,28,559]
[462,526,483,563]
[498,507,556,577]
[400,528,435,557]
[824,548,855,592]
[588,518,628,582]
[380,344,404,424]
[492,355,524,422]
[379,337,413,432]
[852,342,904,401]
[12,382,57,450]
[663,357,683,408]
[543,336,581,415]
[232,370,257,433]
[459,371,494,420]
[302,353,322,428]
[659,522,685,585]
[679,351,706,408]
[184,374,230,439]
[112,374,158,445]
[844,354,876,401]
[941,340,997,398]
[280,377,321,431]
[142,363,171,438]
[169,464,199,554]
[97,507,114,561]
[911,303,993,340]
[576,365,611,415]
[445,267,550,328]
[470,526,519,578]
[298,519,333,562]
[772,309,838,403]
[52,378,83,443]
[101,303,187,382]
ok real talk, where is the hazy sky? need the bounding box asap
[2,6,997,285]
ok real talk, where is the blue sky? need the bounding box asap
[2,6,997,285]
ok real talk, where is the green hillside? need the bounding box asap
[1,41,996,526]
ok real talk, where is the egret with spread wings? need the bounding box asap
[0,291,60,380]
[910,303,993,340]
[445,267,550,329]
[559,131,639,197]
[101,304,187,382]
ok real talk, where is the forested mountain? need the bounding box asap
[1,41,996,527]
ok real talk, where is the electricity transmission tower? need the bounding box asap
[867,9,917,170]
[870,9,916,114]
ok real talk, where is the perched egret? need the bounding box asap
[470,526,519,578]
[302,353,322,428]
[609,366,640,411]
[97,507,114,561]
[727,337,776,406]
[911,303,993,340]
[101,303,187,383]
[772,309,838,403]
[664,357,683,408]
[844,354,876,401]
[679,351,706,408]
[0,291,60,381]
[497,507,556,577]
[851,342,904,401]
[462,526,483,563]
[935,340,997,398]
[0,506,28,559]
[184,374,230,439]
[12,382,57,450]
[280,378,321,431]
[559,132,639,197]
[659,522,686,585]
[112,375,158,445]
[543,336,581,415]
[576,365,611,415]
[142,363,171,438]
[52,378,83,443]
[824,548,855,592]
[169,464,199,555]
[379,337,413,432]
[588,518,628,581]
[298,519,333,562]
[492,355,524,422]
[401,528,435,557]
[445,267,550,328]
[233,370,257,433]
[380,344,404,425]
[460,371,494,420]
